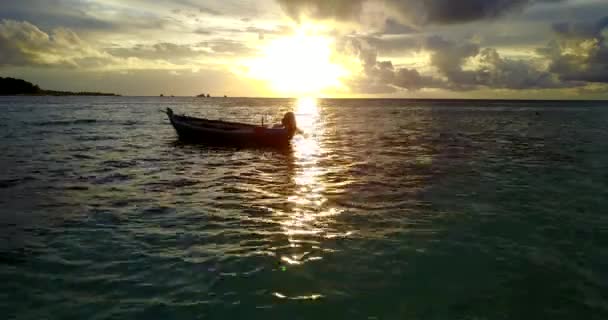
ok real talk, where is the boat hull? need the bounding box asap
[167,110,294,148]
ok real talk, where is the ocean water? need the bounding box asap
[1,96,607,319]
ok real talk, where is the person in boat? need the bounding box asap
[279,112,297,133]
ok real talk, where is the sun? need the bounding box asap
[245,25,349,96]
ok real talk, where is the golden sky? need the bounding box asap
[1,0,607,99]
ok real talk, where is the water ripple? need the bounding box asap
[1,97,607,319]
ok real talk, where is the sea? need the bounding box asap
[1,96,607,319]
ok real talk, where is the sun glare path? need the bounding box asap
[245,27,349,96]
[277,97,349,273]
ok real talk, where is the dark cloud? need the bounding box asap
[276,0,365,22]
[0,0,164,32]
[392,67,445,90]
[362,35,420,55]
[0,0,113,31]
[340,37,444,93]
[388,0,568,25]
[540,16,608,83]
[518,0,604,23]
[473,47,564,89]
[276,0,566,25]
[426,36,479,75]
[552,16,608,39]
[425,36,564,90]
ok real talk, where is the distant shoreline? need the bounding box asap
[0,77,120,96]
[0,92,121,97]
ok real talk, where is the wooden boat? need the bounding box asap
[165,108,298,147]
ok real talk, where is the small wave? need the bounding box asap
[142,206,175,215]
[142,178,200,191]
[91,173,133,185]
[64,185,89,191]
[31,119,102,126]
[72,154,95,160]
[74,135,117,142]
[0,248,29,265]
[0,176,35,189]
[0,178,22,189]
[101,160,137,169]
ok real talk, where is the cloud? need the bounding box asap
[400,0,572,25]
[387,0,529,25]
[0,0,166,33]
[540,16,608,83]
[193,24,292,40]
[198,39,255,55]
[172,6,222,17]
[340,37,444,93]
[193,28,213,35]
[0,19,148,70]
[341,33,567,93]
[0,19,91,67]
[108,42,208,63]
[107,39,256,68]
[276,0,365,22]
[276,0,566,25]
[380,18,419,35]
[199,7,222,15]
[246,25,293,40]
[426,36,479,76]
[472,47,564,89]
[0,19,210,71]
[0,0,113,31]
[552,16,608,39]
[426,36,565,90]
[358,35,421,56]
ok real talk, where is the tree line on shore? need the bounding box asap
[0,77,119,96]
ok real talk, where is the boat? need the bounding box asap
[165,108,298,147]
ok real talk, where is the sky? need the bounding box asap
[0,0,607,98]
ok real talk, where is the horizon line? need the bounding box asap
[31,95,608,102]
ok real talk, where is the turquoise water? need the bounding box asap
[1,97,607,319]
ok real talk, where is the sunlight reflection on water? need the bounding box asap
[271,97,347,300]
[277,97,348,272]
